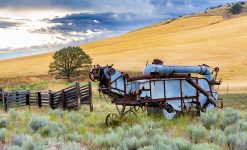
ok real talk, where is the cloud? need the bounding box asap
[0,20,20,28]
[0,17,23,28]
[47,12,162,33]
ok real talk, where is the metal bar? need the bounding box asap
[186,78,216,106]
[127,73,191,82]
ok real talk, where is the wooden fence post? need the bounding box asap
[88,82,93,112]
[4,94,7,112]
[49,90,54,109]
[1,88,4,110]
[76,82,81,110]
[26,91,30,106]
[61,90,66,111]
[1,88,7,112]
[37,92,42,108]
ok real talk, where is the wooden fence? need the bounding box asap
[0,82,93,112]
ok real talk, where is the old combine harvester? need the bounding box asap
[89,59,223,126]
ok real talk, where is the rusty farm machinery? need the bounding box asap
[89,59,223,126]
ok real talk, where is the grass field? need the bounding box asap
[0,82,246,149]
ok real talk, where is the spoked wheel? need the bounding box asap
[134,106,146,113]
[105,113,120,127]
[122,110,137,124]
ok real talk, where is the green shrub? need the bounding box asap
[49,109,65,117]
[127,124,145,138]
[8,146,24,150]
[173,138,192,150]
[94,131,122,147]
[236,119,247,132]
[191,143,221,150]
[200,111,220,129]
[93,122,180,149]
[0,128,6,143]
[221,108,241,129]
[59,142,81,150]
[187,124,206,144]
[0,118,7,128]
[29,116,49,131]
[230,3,243,14]
[208,129,227,146]
[119,136,138,150]
[65,132,81,142]
[9,109,20,121]
[224,125,237,135]
[12,134,32,147]
[39,121,65,138]
[138,145,156,150]
[22,137,34,150]
[39,125,51,137]
[135,136,149,148]
[67,112,84,124]
[84,132,94,145]
[227,132,247,150]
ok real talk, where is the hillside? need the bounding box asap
[0,3,247,89]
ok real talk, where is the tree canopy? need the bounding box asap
[230,3,243,14]
[49,46,92,81]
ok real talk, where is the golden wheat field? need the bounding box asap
[0,15,247,89]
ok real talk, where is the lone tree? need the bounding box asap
[49,46,92,81]
[230,3,242,14]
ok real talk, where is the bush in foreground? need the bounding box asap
[221,108,241,129]
[12,134,32,147]
[227,132,247,150]
[29,116,49,131]
[58,142,81,150]
[0,128,6,143]
[208,129,227,146]
[188,124,206,144]
[0,118,7,128]
[200,110,220,129]
[191,143,221,150]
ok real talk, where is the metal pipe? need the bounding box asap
[144,64,213,81]
[127,73,191,82]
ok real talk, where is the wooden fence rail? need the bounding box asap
[0,82,93,112]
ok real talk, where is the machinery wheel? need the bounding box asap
[123,110,137,125]
[105,113,120,127]
[134,106,146,113]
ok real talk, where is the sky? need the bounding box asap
[0,0,243,60]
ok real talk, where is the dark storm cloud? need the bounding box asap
[48,12,162,33]
[27,0,244,36]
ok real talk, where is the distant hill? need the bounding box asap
[0,2,247,87]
